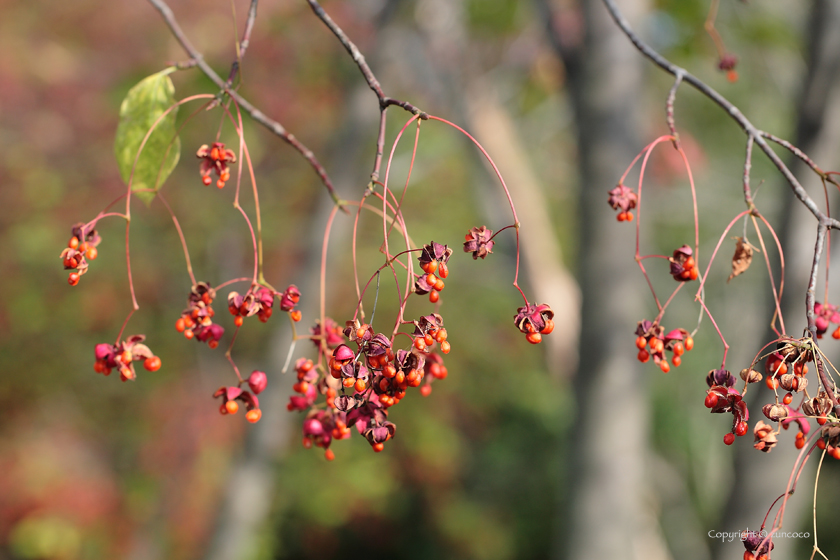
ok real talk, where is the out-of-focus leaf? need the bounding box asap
[114,68,180,205]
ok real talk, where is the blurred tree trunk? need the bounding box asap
[540,0,671,559]
[713,1,840,559]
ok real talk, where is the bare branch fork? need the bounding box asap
[601,0,840,413]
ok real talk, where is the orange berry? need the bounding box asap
[422,261,438,275]
[817,438,826,450]
[234,316,244,327]
[246,409,262,423]
[420,385,432,397]
[672,356,681,367]
[86,247,98,260]
[325,449,335,461]
[290,310,302,322]
[672,342,684,356]
[685,336,694,351]
[783,392,793,405]
[727,70,738,83]
[689,268,698,280]
[659,360,670,373]
[225,400,239,414]
[625,212,634,222]
[68,237,80,249]
[617,212,626,222]
[354,379,366,392]
[217,179,225,189]
[143,356,161,372]
[395,371,405,385]
[175,318,186,332]
[429,291,440,303]
[526,332,542,344]
[68,273,80,286]
[208,340,219,349]
[342,378,355,388]
[440,341,451,354]
[684,257,695,269]
[424,333,434,346]
[184,329,194,340]
[817,416,827,426]
[438,262,449,279]
[795,434,805,449]
[765,377,778,390]
[833,327,840,340]
[434,278,445,291]
[635,336,647,350]
[414,338,427,351]
[540,319,554,335]
[832,447,840,460]
[372,442,384,453]
[202,175,213,186]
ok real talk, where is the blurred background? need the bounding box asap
[2,0,840,559]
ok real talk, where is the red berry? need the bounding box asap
[625,212,634,222]
[414,338,427,351]
[429,291,440,303]
[290,310,302,322]
[659,360,670,373]
[324,449,335,461]
[422,261,438,275]
[684,336,694,351]
[817,416,827,425]
[143,356,161,372]
[420,385,432,397]
[69,236,80,249]
[783,392,793,405]
[246,409,262,423]
[440,340,451,354]
[735,421,748,437]
[795,434,805,449]
[672,342,684,356]
[617,212,626,222]
[540,319,555,335]
[526,332,542,344]
[817,438,826,450]
[438,262,449,279]
[723,433,735,445]
[372,442,384,453]
[234,316,244,327]
[175,318,186,332]
[672,356,681,367]
[225,400,239,414]
[68,272,80,286]
[637,349,650,363]
[635,336,647,350]
[86,247,98,260]
[704,393,718,408]
[202,175,212,186]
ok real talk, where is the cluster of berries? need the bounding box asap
[514,302,555,345]
[607,183,638,222]
[213,370,266,423]
[288,308,451,460]
[93,335,161,382]
[196,142,236,188]
[814,301,840,339]
[227,284,301,327]
[60,224,101,286]
[634,320,693,373]
[175,282,224,348]
[669,245,699,282]
[703,369,749,445]
[414,242,452,304]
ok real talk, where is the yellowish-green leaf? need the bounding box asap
[114,68,181,205]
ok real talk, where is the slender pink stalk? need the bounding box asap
[751,214,786,336]
[157,193,196,286]
[695,210,751,297]
[428,115,528,303]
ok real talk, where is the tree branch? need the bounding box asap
[601,0,840,231]
[146,0,344,208]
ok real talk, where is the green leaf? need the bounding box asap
[114,68,181,205]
